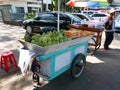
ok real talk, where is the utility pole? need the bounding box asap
[41,0,43,12]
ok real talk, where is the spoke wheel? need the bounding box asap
[95,38,101,50]
[88,38,96,55]
[71,53,86,79]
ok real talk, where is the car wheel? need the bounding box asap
[26,25,32,34]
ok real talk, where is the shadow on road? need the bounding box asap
[94,48,120,62]
[0,36,14,42]
[0,47,120,90]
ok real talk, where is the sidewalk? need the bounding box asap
[0,22,25,77]
[0,22,48,90]
[0,22,34,90]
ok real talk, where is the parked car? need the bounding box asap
[91,13,109,24]
[72,13,96,21]
[114,15,120,33]
[72,13,103,28]
[23,12,81,34]
[81,11,98,16]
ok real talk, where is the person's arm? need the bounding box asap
[107,16,113,26]
[103,15,110,25]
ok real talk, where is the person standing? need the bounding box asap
[104,9,115,50]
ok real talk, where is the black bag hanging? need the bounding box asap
[105,18,113,30]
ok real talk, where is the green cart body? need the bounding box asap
[36,41,88,80]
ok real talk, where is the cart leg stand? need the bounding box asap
[31,60,41,85]
[32,72,41,85]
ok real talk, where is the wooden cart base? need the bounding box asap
[70,24,104,55]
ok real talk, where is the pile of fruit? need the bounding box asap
[23,29,94,47]
[64,30,94,38]
[24,30,69,47]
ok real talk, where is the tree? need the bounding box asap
[52,0,58,11]
[52,0,69,11]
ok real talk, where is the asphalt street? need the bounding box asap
[0,22,120,90]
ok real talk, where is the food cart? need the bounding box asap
[19,33,93,85]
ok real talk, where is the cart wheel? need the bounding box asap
[71,53,86,79]
[95,38,101,50]
[32,73,40,85]
[88,38,96,55]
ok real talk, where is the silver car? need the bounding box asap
[91,13,109,24]
[114,15,120,33]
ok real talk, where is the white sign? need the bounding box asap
[43,0,52,4]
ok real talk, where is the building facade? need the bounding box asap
[0,0,51,22]
[0,0,46,14]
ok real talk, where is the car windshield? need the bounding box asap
[116,15,120,21]
[92,13,107,17]
[37,13,57,20]
[87,15,94,20]
[76,14,94,20]
[82,12,94,16]
[65,13,81,22]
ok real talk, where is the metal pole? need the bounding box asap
[41,0,43,12]
[57,0,60,32]
[37,1,39,13]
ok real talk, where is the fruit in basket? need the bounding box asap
[79,31,94,36]
[64,30,78,38]
[30,30,69,47]
[64,29,95,38]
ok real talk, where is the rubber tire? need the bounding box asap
[26,25,32,34]
[71,53,86,79]
[95,38,101,50]
[32,73,40,84]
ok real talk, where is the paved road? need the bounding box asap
[0,22,120,90]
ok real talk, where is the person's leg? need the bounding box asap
[104,32,114,50]
[104,32,109,49]
[107,32,114,46]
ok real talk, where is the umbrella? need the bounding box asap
[66,0,89,7]
[66,0,109,7]
[66,1,88,7]
[75,2,88,7]
[90,0,108,3]
[66,0,76,7]
[88,1,109,7]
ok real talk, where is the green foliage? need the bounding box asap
[24,33,35,42]
[24,34,32,42]
[24,12,36,19]
[30,30,68,47]
[52,0,58,11]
